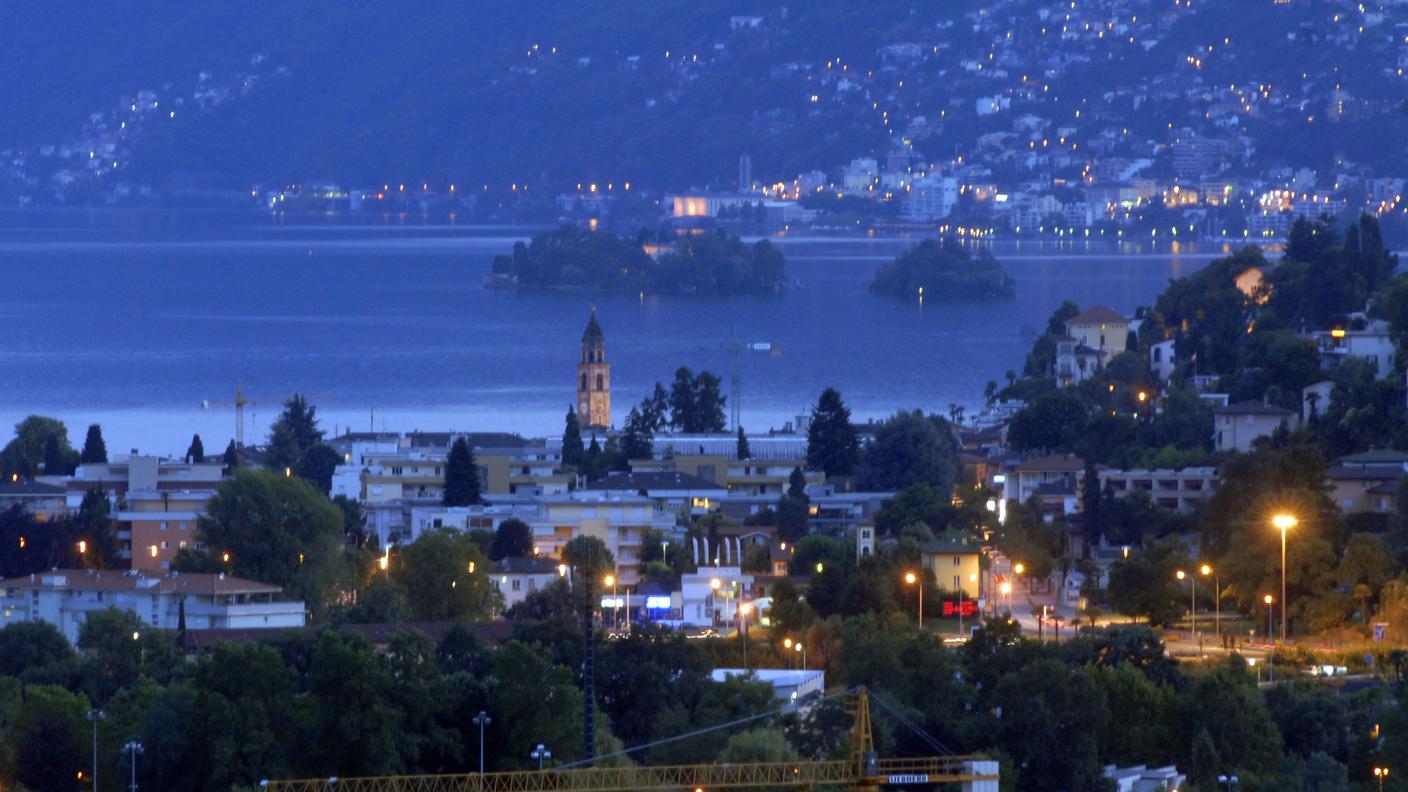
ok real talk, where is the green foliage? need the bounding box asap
[868,237,1015,299]
[0,415,77,479]
[1265,215,1399,330]
[392,529,494,621]
[265,394,324,472]
[190,468,352,618]
[562,408,585,469]
[1105,537,1190,626]
[856,410,959,493]
[806,388,859,477]
[489,518,535,561]
[562,535,615,581]
[186,433,205,464]
[444,437,482,506]
[1154,246,1262,374]
[494,227,785,295]
[80,424,107,464]
[991,659,1111,791]
[667,367,727,433]
[874,483,951,536]
[0,621,73,678]
[1006,391,1090,452]
[736,426,750,461]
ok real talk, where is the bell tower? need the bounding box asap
[577,310,612,430]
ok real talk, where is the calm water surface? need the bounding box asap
[0,210,1231,454]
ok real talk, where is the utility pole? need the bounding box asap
[472,711,491,774]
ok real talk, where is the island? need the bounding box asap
[868,238,1016,300]
[489,226,786,295]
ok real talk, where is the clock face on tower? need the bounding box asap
[577,311,611,430]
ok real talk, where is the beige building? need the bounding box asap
[120,490,213,572]
[1099,467,1218,513]
[920,541,981,599]
[1063,305,1130,360]
[1213,401,1298,452]
[1325,450,1408,513]
[527,494,678,586]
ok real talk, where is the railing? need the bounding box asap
[258,756,997,792]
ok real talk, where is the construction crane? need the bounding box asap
[258,688,999,792]
[701,327,781,432]
[200,382,335,448]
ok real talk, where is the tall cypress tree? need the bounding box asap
[563,407,585,468]
[736,426,751,460]
[223,440,241,471]
[806,387,860,477]
[80,424,107,464]
[186,434,206,464]
[42,435,66,475]
[444,437,482,506]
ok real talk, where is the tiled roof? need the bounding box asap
[1066,305,1127,325]
[1017,454,1086,472]
[494,556,560,574]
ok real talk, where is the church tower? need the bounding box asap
[577,310,611,430]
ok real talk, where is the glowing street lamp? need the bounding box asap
[904,571,923,627]
[1374,767,1389,791]
[1176,569,1197,645]
[1201,564,1219,647]
[1273,514,1296,642]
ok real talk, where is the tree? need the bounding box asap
[856,411,958,493]
[191,469,351,617]
[619,407,655,462]
[991,658,1111,791]
[80,424,108,464]
[562,535,615,582]
[668,367,699,432]
[1007,391,1089,452]
[0,416,77,479]
[490,641,584,769]
[490,518,534,560]
[186,433,205,464]
[874,483,950,536]
[736,426,750,460]
[667,368,727,433]
[12,683,89,792]
[0,621,73,678]
[299,444,342,493]
[393,529,494,621]
[444,437,482,506]
[718,727,799,763]
[806,388,859,477]
[72,487,120,569]
[1106,537,1189,625]
[42,433,70,475]
[562,408,585,468]
[223,440,240,470]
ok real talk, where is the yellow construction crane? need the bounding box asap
[258,689,998,792]
[200,382,335,448]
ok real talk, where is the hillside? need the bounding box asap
[2,0,1406,204]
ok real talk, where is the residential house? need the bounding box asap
[1012,454,1085,514]
[0,569,305,643]
[1063,305,1130,362]
[489,556,562,611]
[1149,339,1176,381]
[919,541,981,599]
[680,565,755,627]
[585,471,727,517]
[1054,336,1105,387]
[0,481,68,521]
[528,493,679,586]
[67,455,224,507]
[120,490,212,571]
[1311,317,1397,380]
[1099,467,1219,513]
[1325,449,1408,513]
[1213,401,1298,452]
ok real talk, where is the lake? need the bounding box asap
[0,209,1234,455]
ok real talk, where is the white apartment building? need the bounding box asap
[0,569,305,643]
[1311,318,1397,380]
[902,176,959,221]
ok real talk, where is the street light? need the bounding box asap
[1202,564,1219,649]
[958,572,978,638]
[738,602,752,669]
[469,711,491,773]
[605,574,617,629]
[904,572,923,627]
[123,740,143,792]
[1374,767,1390,791]
[531,743,552,771]
[86,709,105,792]
[783,636,795,668]
[1217,774,1238,789]
[1272,514,1296,643]
[795,641,806,670]
[1176,569,1196,645]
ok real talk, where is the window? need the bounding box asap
[179,522,188,531]
[160,521,168,531]
[511,579,521,592]
[953,575,961,590]
[952,556,961,566]
[392,466,403,475]
[596,374,605,391]
[581,373,587,390]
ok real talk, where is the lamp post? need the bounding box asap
[1000,581,1012,613]
[796,641,806,670]
[605,575,617,630]
[904,572,923,628]
[123,740,143,792]
[710,578,722,630]
[1374,767,1389,791]
[1264,594,1275,683]
[783,637,794,669]
[472,711,491,774]
[1273,514,1296,643]
[1217,774,1239,790]
[531,743,552,771]
[1176,569,1196,645]
[738,602,751,669]
[86,709,104,792]
[1202,564,1218,649]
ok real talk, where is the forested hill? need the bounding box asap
[3,0,1406,198]
[0,0,917,192]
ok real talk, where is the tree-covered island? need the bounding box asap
[869,237,1016,299]
[490,226,786,295]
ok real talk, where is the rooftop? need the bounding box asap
[1215,400,1296,416]
[0,569,281,596]
[1065,305,1127,325]
[585,471,725,492]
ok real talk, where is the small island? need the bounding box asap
[868,238,1015,300]
[489,226,786,295]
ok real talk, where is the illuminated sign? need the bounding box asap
[941,600,979,618]
[600,597,624,608]
[645,596,672,610]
